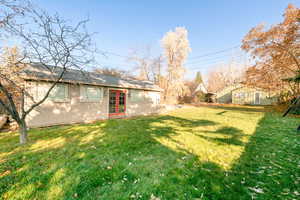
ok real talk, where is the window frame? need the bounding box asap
[37,82,69,103]
[49,83,69,102]
[80,85,103,102]
[130,89,144,103]
[147,91,160,105]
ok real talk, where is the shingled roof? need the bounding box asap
[21,63,162,92]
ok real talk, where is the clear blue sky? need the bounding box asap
[35,0,299,79]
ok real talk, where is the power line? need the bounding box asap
[100,50,132,59]
[101,45,241,62]
[186,54,247,69]
[97,45,244,69]
[186,52,245,65]
[188,45,240,60]
[186,54,246,67]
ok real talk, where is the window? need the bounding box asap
[50,84,69,102]
[130,89,144,102]
[148,92,160,105]
[80,85,102,102]
[37,82,69,102]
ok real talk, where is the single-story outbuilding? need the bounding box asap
[232,86,277,105]
[21,64,162,127]
[215,84,278,105]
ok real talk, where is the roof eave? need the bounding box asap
[22,76,163,92]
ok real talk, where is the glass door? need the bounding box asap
[109,91,117,114]
[109,90,126,117]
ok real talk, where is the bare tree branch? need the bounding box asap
[0,1,96,144]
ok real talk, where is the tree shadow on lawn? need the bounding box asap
[216,111,227,115]
[0,115,216,199]
[205,104,271,113]
[154,112,299,200]
[196,126,246,146]
[216,113,300,199]
[0,112,299,199]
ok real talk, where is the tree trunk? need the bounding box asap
[18,121,28,144]
[283,95,300,117]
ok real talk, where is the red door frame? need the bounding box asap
[109,89,126,117]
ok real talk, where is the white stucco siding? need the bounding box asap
[126,89,161,117]
[25,81,108,127]
[25,81,161,127]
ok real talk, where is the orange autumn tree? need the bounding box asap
[0,47,24,114]
[242,4,300,100]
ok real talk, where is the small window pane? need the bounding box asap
[37,82,68,101]
[51,85,65,99]
[148,92,160,105]
[131,90,143,102]
[86,87,101,100]
[81,85,102,102]
[49,84,68,101]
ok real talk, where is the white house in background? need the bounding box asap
[194,83,208,94]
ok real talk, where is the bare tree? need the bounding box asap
[151,55,163,85]
[0,0,27,27]
[129,46,152,81]
[207,61,247,93]
[93,67,132,79]
[161,27,191,103]
[0,1,95,144]
[128,46,163,84]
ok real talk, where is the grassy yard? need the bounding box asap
[0,106,299,200]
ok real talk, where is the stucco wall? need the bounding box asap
[25,81,161,127]
[126,90,161,117]
[232,87,277,105]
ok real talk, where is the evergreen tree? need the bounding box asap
[194,71,203,85]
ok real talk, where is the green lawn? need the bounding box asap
[0,106,299,200]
